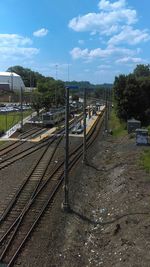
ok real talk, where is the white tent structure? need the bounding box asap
[0,72,25,91]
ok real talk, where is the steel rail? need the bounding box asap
[0,128,43,157]
[0,127,40,155]
[0,134,63,223]
[19,127,47,139]
[0,111,103,266]
[0,111,105,266]
[18,126,40,138]
[0,114,83,171]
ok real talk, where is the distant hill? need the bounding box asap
[65,81,113,90]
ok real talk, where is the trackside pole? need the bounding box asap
[105,89,108,132]
[83,88,87,164]
[62,85,78,212]
[20,86,23,130]
[62,86,70,212]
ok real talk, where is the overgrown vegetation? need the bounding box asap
[0,141,6,146]
[109,109,127,137]
[140,149,150,173]
[114,64,150,125]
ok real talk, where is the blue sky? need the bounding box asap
[0,0,150,84]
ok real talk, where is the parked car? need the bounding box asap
[71,126,78,134]
[76,125,84,134]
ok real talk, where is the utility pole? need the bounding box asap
[67,64,70,82]
[105,89,108,132]
[30,72,32,105]
[5,111,7,133]
[62,85,70,212]
[11,72,13,91]
[62,85,78,212]
[55,65,58,107]
[83,88,87,164]
[20,86,23,130]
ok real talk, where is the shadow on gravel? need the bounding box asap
[84,159,105,172]
[69,208,150,226]
[69,208,97,225]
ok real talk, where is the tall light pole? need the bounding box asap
[55,64,58,80]
[20,86,23,130]
[55,65,58,107]
[5,111,8,133]
[83,88,87,164]
[11,72,13,91]
[67,64,70,82]
[105,89,108,132]
[62,85,78,212]
[63,85,70,211]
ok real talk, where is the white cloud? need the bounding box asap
[70,47,89,59]
[116,56,145,64]
[0,47,39,59]
[98,0,126,11]
[68,0,137,35]
[70,46,134,60]
[33,28,48,37]
[68,0,149,69]
[0,34,32,47]
[108,26,150,45]
[0,33,39,62]
[97,64,111,69]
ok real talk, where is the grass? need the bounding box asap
[0,141,6,146]
[147,125,150,135]
[0,110,32,132]
[140,149,150,173]
[109,110,127,137]
[109,110,150,172]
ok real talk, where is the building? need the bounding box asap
[0,84,11,92]
[0,72,25,91]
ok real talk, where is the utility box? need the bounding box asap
[135,129,148,145]
[127,118,141,133]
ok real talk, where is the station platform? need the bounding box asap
[28,127,57,142]
[0,106,105,143]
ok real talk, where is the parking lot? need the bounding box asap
[0,103,31,113]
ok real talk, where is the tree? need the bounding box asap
[114,70,150,124]
[7,66,44,87]
[31,91,43,116]
[133,64,150,78]
[37,78,65,108]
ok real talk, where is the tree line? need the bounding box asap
[114,64,150,125]
[7,66,112,114]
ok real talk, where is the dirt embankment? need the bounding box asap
[15,133,150,267]
[52,134,150,267]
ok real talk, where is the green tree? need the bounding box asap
[7,66,44,87]
[133,64,150,78]
[31,91,43,116]
[114,69,150,124]
[37,78,65,108]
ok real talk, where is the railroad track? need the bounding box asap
[0,110,105,266]
[0,114,84,171]
[0,127,48,158]
[18,127,48,140]
[0,134,63,223]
